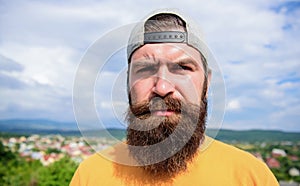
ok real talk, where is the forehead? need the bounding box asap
[130,43,202,63]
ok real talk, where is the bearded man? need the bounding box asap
[71,9,279,186]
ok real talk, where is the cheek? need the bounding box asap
[129,79,154,103]
[175,76,203,104]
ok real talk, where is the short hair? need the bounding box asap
[144,13,187,33]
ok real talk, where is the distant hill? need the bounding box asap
[0,119,300,142]
[0,119,79,135]
[211,129,300,143]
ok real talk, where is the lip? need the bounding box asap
[152,110,175,116]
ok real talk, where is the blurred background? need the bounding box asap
[0,0,299,185]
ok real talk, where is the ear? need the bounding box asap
[205,70,212,98]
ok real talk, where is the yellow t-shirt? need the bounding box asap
[70,138,279,186]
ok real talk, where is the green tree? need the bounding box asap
[38,156,78,186]
[0,141,16,162]
[45,148,61,154]
[0,141,42,186]
[1,159,41,186]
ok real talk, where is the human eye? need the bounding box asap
[136,65,157,74]
[169,63,193,73]
[136,66,156,73]
[179,65,193,71]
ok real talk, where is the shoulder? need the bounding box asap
[198,139,279,185]
[199,138,259,163]
[78,152,114,173]
[70,152,117,186]
[208,139,256,160]
[205,139,268,170]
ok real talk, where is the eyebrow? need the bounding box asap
[131,55,200,68]
[131,53,159,67]
[173,58,199,68]
[130,61,158,69]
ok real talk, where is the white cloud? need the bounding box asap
[0,43,77,121]
[227,99,241,111]
[0,43,77,93]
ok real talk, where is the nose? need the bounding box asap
[153,68,175,97]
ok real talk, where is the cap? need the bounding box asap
[127,9,211,72]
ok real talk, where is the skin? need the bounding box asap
[129,43,211,116]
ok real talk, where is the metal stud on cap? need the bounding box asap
[144,31,187,44]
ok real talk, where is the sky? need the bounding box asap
[0,0,299,132]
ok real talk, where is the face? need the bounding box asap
[129,43,210,111]
[127,43,210,177]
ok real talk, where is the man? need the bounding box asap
[70,9,279,185]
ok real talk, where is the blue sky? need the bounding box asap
[0,0,299,131]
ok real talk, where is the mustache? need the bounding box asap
[127,95,205,132]
[129,95,188,118]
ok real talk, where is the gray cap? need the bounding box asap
[127,9,211,71]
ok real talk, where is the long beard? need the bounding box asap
[126,95,207,178]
